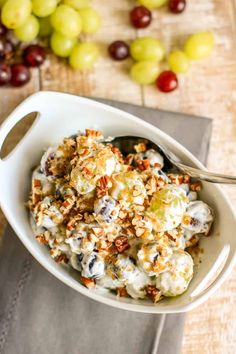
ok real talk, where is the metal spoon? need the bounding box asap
[110,136,236,184]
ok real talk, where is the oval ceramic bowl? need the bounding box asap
[0,91,235,313]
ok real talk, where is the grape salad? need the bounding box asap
[28,129,214,302]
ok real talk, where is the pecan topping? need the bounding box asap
[168,174,184,185]
[134,142,147,153]
[116,287,129,297]
[124,154,134,165]
[145,285,162,303]
[96,175,111,197]
[190,182,201,191]
[85,129,103,138]
[33,179,41,188]
[56,254,68,264]
[80,276,96,288]
[186,235,200,248]
[111,146,121,155]
[183,175,191,183]
[82,167,93,178]
[79,148,89,157]
[114,236,130,253]
[154,162,162,169]
[35,234,48,244]
[136,159,150,171]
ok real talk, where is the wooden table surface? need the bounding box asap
[0,1,236,353]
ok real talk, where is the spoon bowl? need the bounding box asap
[111,135,236,184]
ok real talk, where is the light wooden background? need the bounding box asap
[0,1,236,353]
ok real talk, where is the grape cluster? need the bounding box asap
[0,17,46,87]
[108,0,214,93]
[0,0,101,76]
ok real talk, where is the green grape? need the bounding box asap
[1,0,32,29]
[69,42,99,70]
[130,61,159,85]
[63,0,92,10]
[32,0,57,18]
[79,7,101,34]
[50,31,76,57]
[168,50,190,74]
[130,37,165,62]
[51,4,82,38]
[38,17,53,37]
[138,0,167,9]
[184,32,214,60]
[147,185,187,232]
[14,15,39,42]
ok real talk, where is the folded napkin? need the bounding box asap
[0,100,212,354]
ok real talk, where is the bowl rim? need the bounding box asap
[0,90,236,313]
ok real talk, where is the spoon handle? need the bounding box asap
[177,163,236,184]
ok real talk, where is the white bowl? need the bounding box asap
[0,91,235,313]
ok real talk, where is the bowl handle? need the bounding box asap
[0,92,46,164]
[191,246,236,303]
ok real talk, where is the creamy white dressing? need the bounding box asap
[156,250,194,296]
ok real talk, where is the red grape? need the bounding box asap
[108,40,129,61]
[156,70,178,93]
[23,45,46,67]
[10,64,31,87]
[130,6,152,29]
[168,0,186,14]
[0,63,11,86]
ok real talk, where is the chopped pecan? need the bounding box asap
[156,177,165,187]
[63,137,76,147]
[97,240,113,251]
[165,231,177,242]
[183,175,191,183]
[79,148,89,157]
[111,146,121,155]
[50,248,60,258]
[96,175,111,197]
[118,210,127,220]
[116,287,129,297]
[190,182,201,191]
[182,215,191,226]
[36,234,48,244]
[92,227,105,237]
[80,276,95,288]
[186,235,200,248]
[33,179,41,188]
[60,195,75,214]
[168,174,184,185]
[124,154,134,165]
[134,142,147,153]
[85,129,103,138]
[154,162,162,169]
[88,233,99,243]
[136,227,146,237]
[67,213,83,231]
[56,254,68,264]
[136,159,150,171]
[82,167,93,179]
[145,285,162,303]
[32,193,42,205]
[114,236,130,253]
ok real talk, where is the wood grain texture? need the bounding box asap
[0,0,236,353]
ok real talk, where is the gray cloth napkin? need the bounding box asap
[0,100,212,354]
